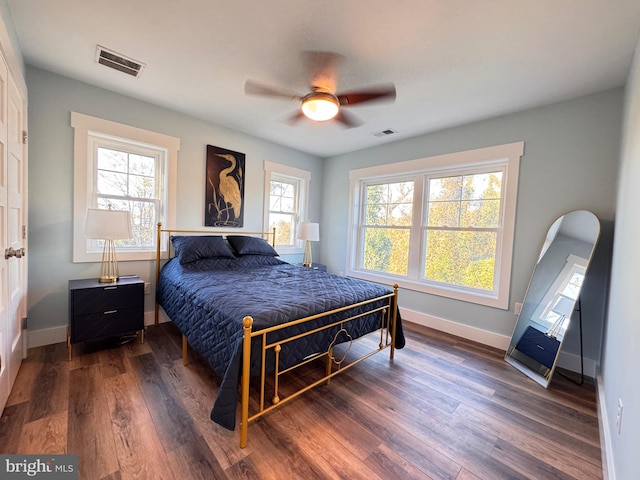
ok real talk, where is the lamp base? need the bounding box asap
[99,240,120,284]
[302,240,313,268]
[98,276,118,283]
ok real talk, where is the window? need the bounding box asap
[263,161,310,254]
[72,112,180,262]
[532,254,587,337]
[348,142,523,309]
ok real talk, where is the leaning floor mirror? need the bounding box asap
[505,210,600,388]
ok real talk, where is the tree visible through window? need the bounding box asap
[424,171,502,291]
[263,161,311,253]
[362,181,413,275]
[269,176,298,246]
[95,145,160,249]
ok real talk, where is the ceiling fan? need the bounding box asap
[244,51,396,127]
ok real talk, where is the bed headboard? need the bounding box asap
[154,222,276,326]
[155,221,276,261]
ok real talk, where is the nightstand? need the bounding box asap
[68,276,145,360]
[296,263,327,271]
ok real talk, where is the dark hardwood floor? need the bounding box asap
[0,322,602,479]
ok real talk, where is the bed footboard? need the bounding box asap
[238,283,399,448]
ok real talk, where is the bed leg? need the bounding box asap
[326,347,332,384]
[240,316,253,448]
[390,283,399,360]
[182,335,188,366]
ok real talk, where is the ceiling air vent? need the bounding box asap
[373,129,397,137]
[96,45,145,78]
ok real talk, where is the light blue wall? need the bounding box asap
[26,66,323,333]
[26,65,622,368]
[322,89,622,362]
[601,33,640,480]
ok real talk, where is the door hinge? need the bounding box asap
[22,225,26,239]
[22,317,27,329]
[22,130,28,144]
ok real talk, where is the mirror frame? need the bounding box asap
[505,210,600,388]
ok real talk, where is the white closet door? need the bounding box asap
[0,50,27,414]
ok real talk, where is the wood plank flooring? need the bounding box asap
[0,322,602,479]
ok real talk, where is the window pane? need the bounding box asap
[427,172,502,228]
[363,227,410,275]
[424,230,497,291]
[270,180,296,213]
[268,175,302,248]
[364,181,413,227]
[97,170,128,196]
[97,147,128,172]
[269,213,294,245]
[561,272,584,299]
[129,200,157,247]
[129,153,155,176]
[129,173,155,199]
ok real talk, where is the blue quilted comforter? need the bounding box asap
[156,256,404,430]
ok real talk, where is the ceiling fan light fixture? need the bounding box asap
[301,92,339,121]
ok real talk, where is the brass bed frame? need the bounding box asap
[154,223,399,448]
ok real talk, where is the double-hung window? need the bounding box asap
[263,161,310,254]
[92,137,161,250]
[72,112,180,262]
[348,142,523,309]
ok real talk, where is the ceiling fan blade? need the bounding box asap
[244,80,301,101]
[337,83,396,106]
[334,109,362,128]
[303,51,344,93]
[286,110,305,124]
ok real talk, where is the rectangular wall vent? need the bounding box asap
[96,45,145,78]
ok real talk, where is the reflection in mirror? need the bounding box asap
[505,210,600,388]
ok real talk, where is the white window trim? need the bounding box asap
[263,160,311,255]
[72,112,180,262]
[347,142,524,309]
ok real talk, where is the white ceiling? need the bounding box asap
[5,0,640,157]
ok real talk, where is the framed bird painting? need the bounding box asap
[205,145,245,227]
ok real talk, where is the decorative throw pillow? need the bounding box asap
[226,235,279,256]
[171,236,236,264]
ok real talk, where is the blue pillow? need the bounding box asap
[171,236,236,264]
[227,235,278,256]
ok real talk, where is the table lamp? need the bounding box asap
[85,207,133,283]
[297,221,319,267]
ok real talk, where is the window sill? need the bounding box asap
[347,269,508,310]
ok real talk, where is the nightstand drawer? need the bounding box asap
[71,283,143,315]
[71,306,144,343]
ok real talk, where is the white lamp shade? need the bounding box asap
[85,208,133,240]
[298,221,319,242]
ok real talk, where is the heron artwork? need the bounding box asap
[205,145,245,227]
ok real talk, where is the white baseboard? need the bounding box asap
[27,325,68,349]
[400,306,511,350]
[401,306,597,378]
[27,311,163,349]
[597,372,615,480]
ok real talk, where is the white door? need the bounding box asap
[0,51,27,413]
